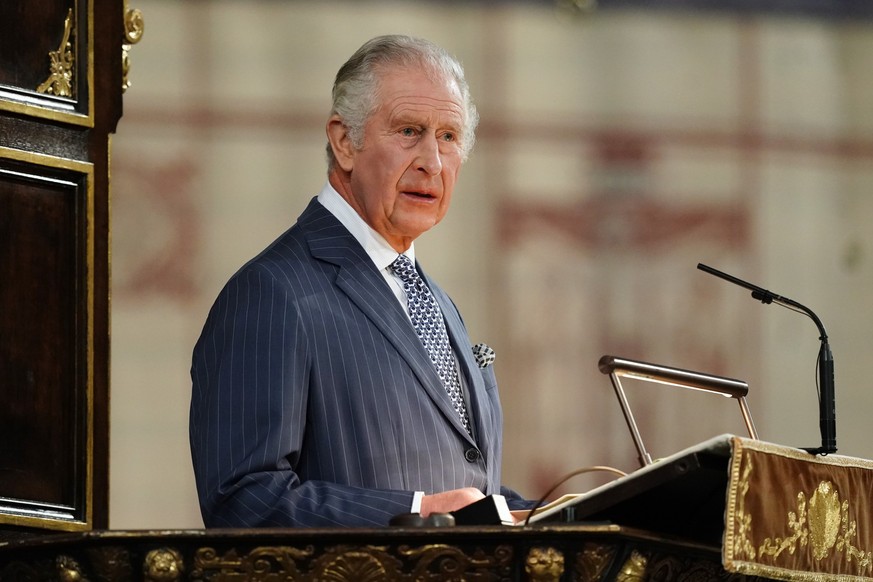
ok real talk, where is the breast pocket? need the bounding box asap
[480,365,498,392]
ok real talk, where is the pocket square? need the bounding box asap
[472,343,496,368]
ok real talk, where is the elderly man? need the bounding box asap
[190,35,529,527]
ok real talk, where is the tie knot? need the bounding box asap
[390,254,417,283]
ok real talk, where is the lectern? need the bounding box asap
[3,434,871,581]
[529,434,873,580]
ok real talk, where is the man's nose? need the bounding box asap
[415,135,443,175]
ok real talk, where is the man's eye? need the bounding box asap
[400,127,417,137]
[441,132,456,142]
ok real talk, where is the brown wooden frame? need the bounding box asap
[0,0,124,535]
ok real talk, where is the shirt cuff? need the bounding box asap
[411,491,425,514]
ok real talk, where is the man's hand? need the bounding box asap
[419,487,485,517]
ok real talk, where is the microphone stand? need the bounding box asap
[697,263,836,455]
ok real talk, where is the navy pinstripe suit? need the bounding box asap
[190,198,526,527]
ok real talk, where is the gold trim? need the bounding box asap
[725,437,873,581]
[615,550,647,581]
[736,437,873,470]
[0,145,95,532]
[123,6,144,44]
[191,543,514,579]
[57,554,86,579]
[0,0,94,127]
[575,542,616,580]
[525,546,564,581]
[121,4,144,93]
[88,0,95,122]
[726,450,756,562]
[143,547,184,582]
[37,9,75,97]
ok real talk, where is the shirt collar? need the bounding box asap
[316,182,414,271]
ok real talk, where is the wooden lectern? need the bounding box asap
[3,435,872,581]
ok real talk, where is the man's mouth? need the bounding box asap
[403,190,435,199]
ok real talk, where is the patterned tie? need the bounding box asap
[390,254,471,434]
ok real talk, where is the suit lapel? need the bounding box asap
[299,200,475,442]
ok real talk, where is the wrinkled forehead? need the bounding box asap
[374,64,465,118]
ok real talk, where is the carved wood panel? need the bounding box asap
[0,149,94,530]
[0,0,130,536]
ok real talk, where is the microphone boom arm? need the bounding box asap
[697,263,836,455]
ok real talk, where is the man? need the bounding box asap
[190,35,529,527]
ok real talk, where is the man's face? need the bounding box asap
[336,66,467,252]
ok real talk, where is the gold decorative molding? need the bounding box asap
[0,1,94,125]
[122,3,145,92]
[190,543,513,580]
[575,542,616,581]
[0,528,747,581]
[37,8,75,97]
[56,554,85,581]
[615,550,647,581]
[143,548,185,582]
[525,546,564,581]
[193,545,315,578]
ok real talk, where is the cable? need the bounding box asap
[522,465,627,527]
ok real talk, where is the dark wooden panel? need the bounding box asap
[0,116,87,161]
[0,1,91,122]
[0,153,92,529]
[0,0,125,537]
[0,2,71,90]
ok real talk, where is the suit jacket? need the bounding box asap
[190,197,526,527]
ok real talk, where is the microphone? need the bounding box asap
[697,263,836,455]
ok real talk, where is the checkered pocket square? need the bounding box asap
[472,343,496,368]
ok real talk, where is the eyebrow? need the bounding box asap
[390,104,463,125]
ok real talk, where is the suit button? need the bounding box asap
[464,448,480,463]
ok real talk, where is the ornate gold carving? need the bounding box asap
[191,543,512,580]
[122,4,145,93]
[398,543,513,580]
[313,548,397,580]
[193,545,315,578]
[615,550,647,582]
[37,8,75,97]
[575,542,616,581]
[144,547,185,581]
[525,546,564,581]
[124,7,145,44]
[56,554,85,582]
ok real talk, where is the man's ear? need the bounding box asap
[326,116,356,172]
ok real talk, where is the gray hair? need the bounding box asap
[326,35,479,171]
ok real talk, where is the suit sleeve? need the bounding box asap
[189,264,414,527]
[501,486,538,510]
